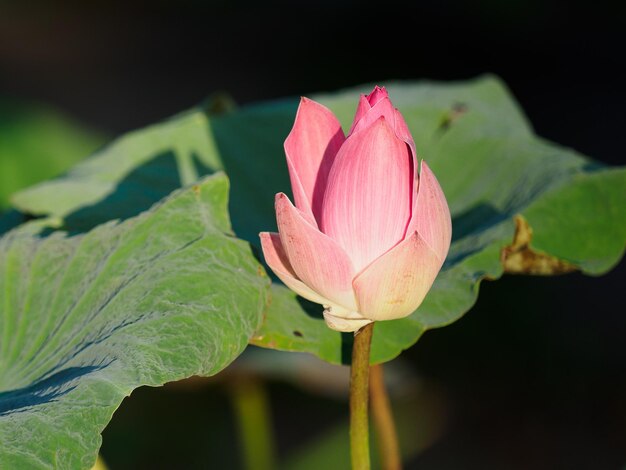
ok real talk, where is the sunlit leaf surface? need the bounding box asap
[0,175,269,469]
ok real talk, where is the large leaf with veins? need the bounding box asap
[0,174,269,469]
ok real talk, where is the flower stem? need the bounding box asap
[370,364,402,470]
[231,377,276,470]
[350,322,375,470]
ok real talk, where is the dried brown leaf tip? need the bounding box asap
[501,215,577,275]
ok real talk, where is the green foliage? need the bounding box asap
[0,98,104,210]
[0,175,269,469]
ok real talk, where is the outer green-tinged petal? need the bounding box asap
[275,193,357,311]
[353,231,441,321]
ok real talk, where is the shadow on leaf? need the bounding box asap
[60,151,185,234]
[0,365,106,416]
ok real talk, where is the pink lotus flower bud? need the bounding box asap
[260,86,452,332]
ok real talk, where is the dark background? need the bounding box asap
[1,1,624,468]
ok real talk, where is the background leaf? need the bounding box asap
[9,108,221,232]
[0,174,269,469]
[10,76,626,364]
[0,97,104,210]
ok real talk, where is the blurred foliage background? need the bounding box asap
[0,0,624,468]
[0,98,104,209]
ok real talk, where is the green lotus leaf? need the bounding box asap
[0,174,269,468]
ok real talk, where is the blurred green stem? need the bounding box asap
[370,364,402,470]
[350,322,375,470]
[231,377,276,470]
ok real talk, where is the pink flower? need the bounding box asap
[260,86,452,332]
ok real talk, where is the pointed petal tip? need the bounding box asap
[419,160,444,184]
[351,114,394,138]
[350,92,399,137]
[295,95,331,112]
[275,192,296,217]
[298,96,314,108]
[287,97,337,139]
[367,85,389,106]
[284,99,345,220]
[372,114,398,136]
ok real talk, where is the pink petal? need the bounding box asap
[407,161,452,262]
[393,108,417,164]
[349,92,396,136]
[349,97,418,170]
[285,97,345,222]
[353,231,441,321]
[367,85,388,106]
[275,193,357,310]
[350,87,390,130]
[260,232,330,306]
[321,117,413,272]
[351,94,371,130]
